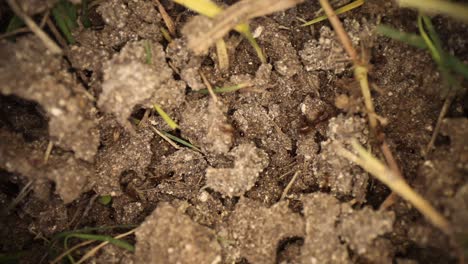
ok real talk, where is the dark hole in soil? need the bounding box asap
[401,244,457,264]
[0,169,20,198]
[276,236,304,264]
[0,95,48,142]
[434,134,451,147]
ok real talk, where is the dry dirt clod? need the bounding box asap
[98,40,185,131]
[180,99,234,155]
[222,197,304,263]
[134,202,222,264]
[253,19,302,78]
[0,36,100,162]
[166,38,205,91]
[0,129,93,203]
[300,19,373,74]
[301,193,395,263]
[301,193,350,264]
[205,143,269,197]
[312,114,369,202]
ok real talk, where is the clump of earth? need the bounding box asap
[0,0,467,263]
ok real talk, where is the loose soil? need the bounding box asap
[0,0,467,263]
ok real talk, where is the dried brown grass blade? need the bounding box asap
[187,0,303,54]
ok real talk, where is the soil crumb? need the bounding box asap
[301,193,395,263]
[221,198,304,263]
[135,202,222,264]
[0,36,100,162]
[98,40,185,131]
[206,143,269,197]
[312,114,369,202]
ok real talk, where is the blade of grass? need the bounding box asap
[6,15,24,32]
[418,15,441,64]
[153,104,179,130]
[52,0,77,44]
[75,229,136,264]
[160,27,173,42]
[144,40,152,64]
[64,233,134,251]
[377,24,468,79]
[302,0,364,26]
[81,0,92,28]
[398,0,468,23]
[162,131,202,152]
[52,225,137,241]
[150,126,181,150]
[376,25,427,49]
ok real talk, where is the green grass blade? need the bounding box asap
[154,104,179,130]
[417,14,441,64]
[52,0,78,44]
[52,225,137,241]
[0,251,26,264]
[6,15,24,32]
[377,24,468,80]
[302,0,365,26]
[144,40,152,64]
[98,195,112,205]
[376,24,427,49]
[399,0,468,23]
[65,233,135,251]
[447,55,468,80]
[161,132,202,152]
[81,0,92,28]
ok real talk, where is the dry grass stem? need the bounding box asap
[280,170,300,200]
[155,0,176,36]
[188,0,303,55]
[150,126,181,150]
[215,38,229,72]
[338,141,451,235]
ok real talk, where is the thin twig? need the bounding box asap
[138,109,151,128]
[379,141,403,210]
[0,27,29,40]
[5,180,34,214]
[425,90,455,156]
[155,0,176,36]
[50,240,96,264]
[73,194,99,230]
[200,71,218,103]
[318,0,358,63]
[6,0,62,54]
[43,141,53,164]
[280,171,300,200]
[319,0,378,130]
